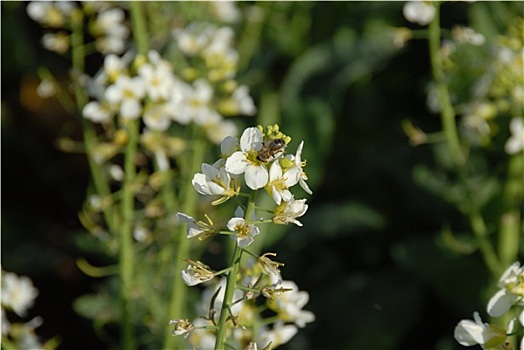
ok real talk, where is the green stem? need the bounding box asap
[428,2,464,167]
[129,1,149,55]
[498,154,523,269]
[163,127,208,349]
[114,5,149,349]
[469,212,501,276]
[214,245,241,350]
[119,119,140,350]
[214,191,257,350]
[70,10,115,232]
[428,2,502,275]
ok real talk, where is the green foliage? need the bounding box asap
[2,1,522,349]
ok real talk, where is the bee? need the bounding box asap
[257,138,287,162]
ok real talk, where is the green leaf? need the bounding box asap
[73,293,119,323]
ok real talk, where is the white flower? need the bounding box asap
[244,342,258,350]
[231,85,257,116]
[202,27,239,81]
[133,225,150,242]
[225,127,269,190]
[168,79,193,125]
[454,312,507,348]
[107,164,124,181]
[169,319,195,337]
[260,322,298,348]
[9,316,44,350]
[105,75,146,120]
[181,260,215,286]
[487,289,521,318]
[104,54,126,82]
[96,8,129,38]
[93,8,129,54]
[505,118,524,155]
[82,101,114,123]
[403,1,436,26]
[153,150,169,172]
[27,2,52,23]
[176,212,215,240]
[36,79,58,98]
[220,136,240,157]
[41,32,69,53]
[266,161,300,205]
[272,197,308,226]
[452,26,485,46]
[259,252,285,276]
[185,79,215,124]
[27,1,75,28]
[209,1,242,23]
[96,35,126,55]
[143,104,172,131]
[192,163,240,205]
[268,280,315,328]
[168,78,218,127]
[219,84,257,116]
[173,23,214,56]
[139,52,175,102]
[487,261,524,317]
[461,102,497,145]
[227,215,260,248]
[1,271,39,317]
[205,118,239,145]
[285,141,312,195]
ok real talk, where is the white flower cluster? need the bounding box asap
[26,2,129,54]
[173,273,315,349]
[173,23,240,83]
[455,261,524,350]
[505,117,524,155]
[170,22,256,113]
[1,269,46,349]
[185,125,311,230]
[83,49,256,146]
[402,1,435,26]
[173,125,314,348]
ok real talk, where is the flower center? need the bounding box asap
[235,223,250,237]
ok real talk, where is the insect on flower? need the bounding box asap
[257,139,286,162]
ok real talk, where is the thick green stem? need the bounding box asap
[214,245,241,350]
[498,154,523,269]
[113,5,150,349]
[119,118,140,350]
[129,2,149,55]
[214,191,257,350]
[163,127,208,349]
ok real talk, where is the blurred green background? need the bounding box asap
[2,2,521,349]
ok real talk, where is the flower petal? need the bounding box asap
[245,165,268,190]
[227,217,245,231]
[269,161,283,182]
[487,289,520,317]
[221,136,239,156]
[454,319,485,346]
[240,127,263,152]
[237,236,254,248]
[225,151,248,175]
